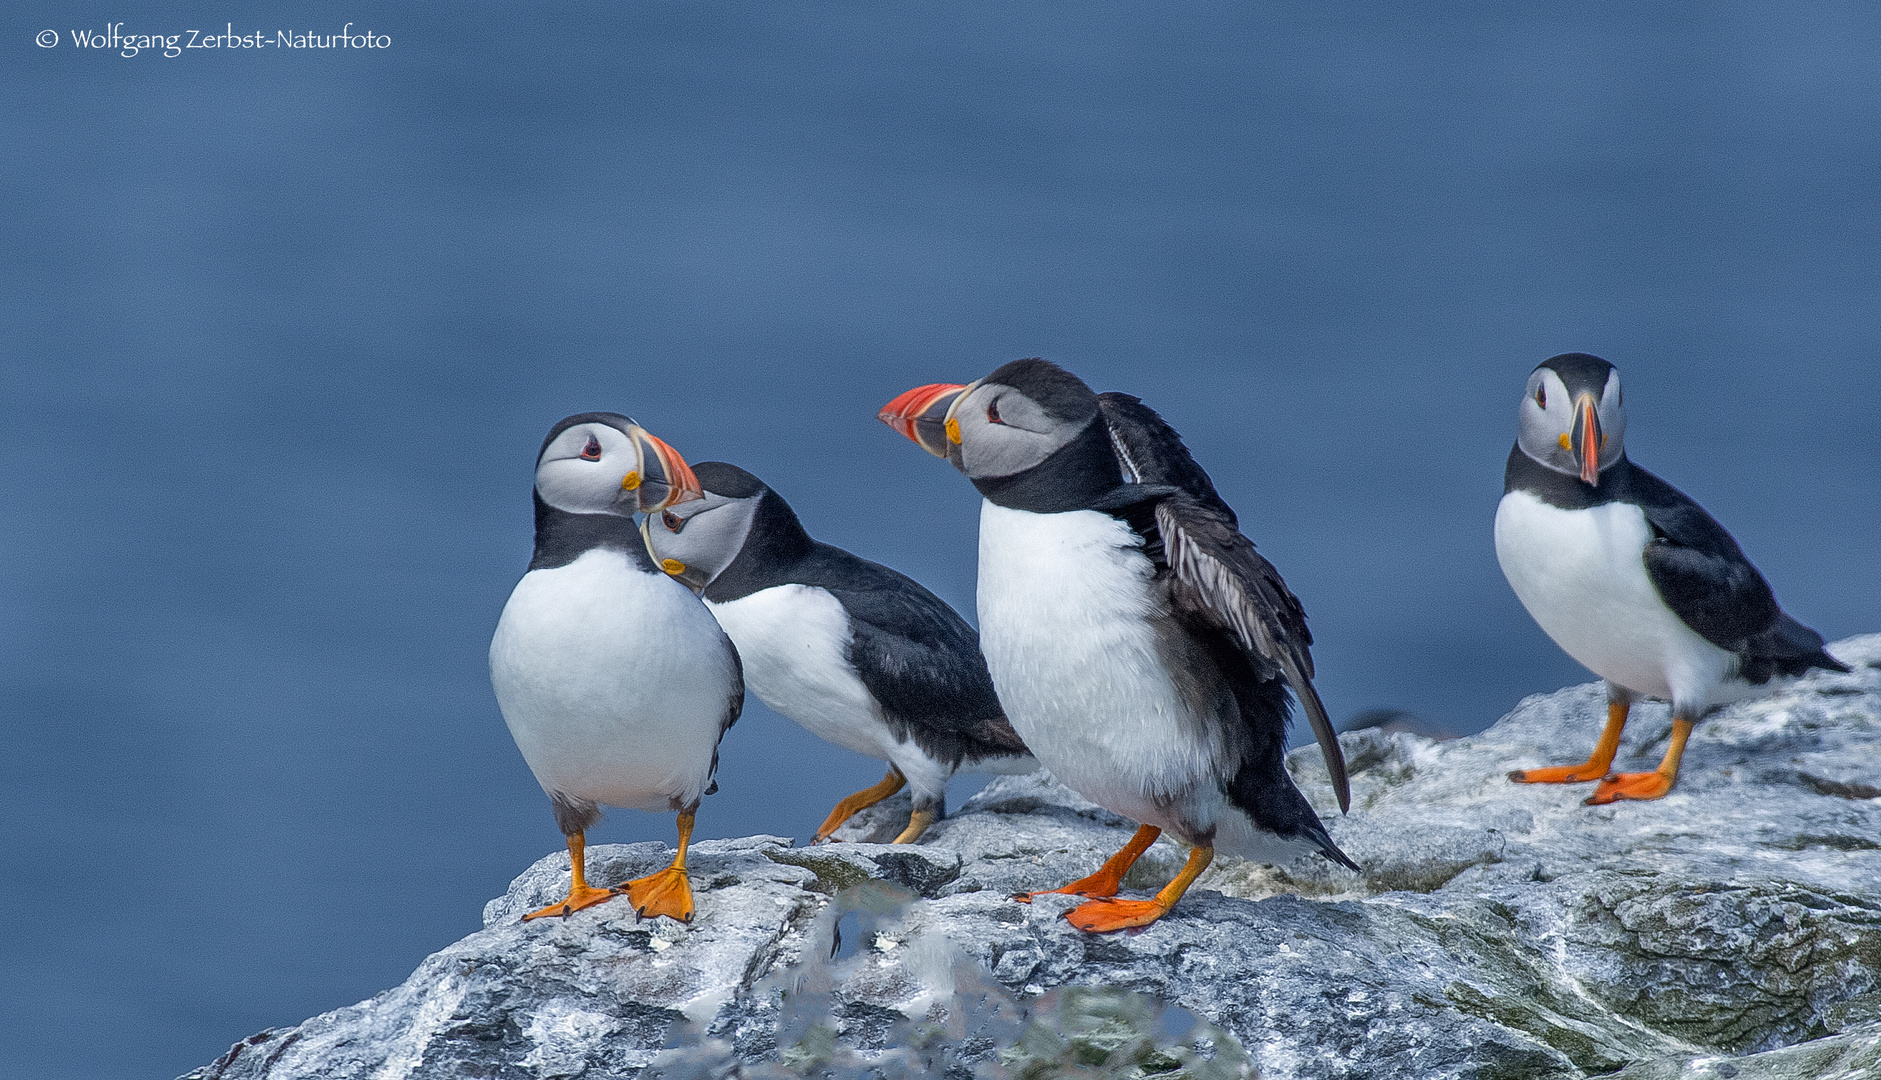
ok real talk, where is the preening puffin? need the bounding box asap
[1495,354,1848,803]
[489,413,743,921]
[880,360,1355,932]
[641,461,1033,844]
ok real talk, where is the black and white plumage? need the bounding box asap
[1495,353,1848,803]
[489,413,743,921]
[880,360,1354,932]
[641,461,1032,844]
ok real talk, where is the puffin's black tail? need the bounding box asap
[1226,750,1361,872]
[1741,613,1849,683]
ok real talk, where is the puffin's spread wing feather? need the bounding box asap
[1155,497,1350,813]
[1094,392,1349,812]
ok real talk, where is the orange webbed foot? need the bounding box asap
[521,884,620,922]
[1509,762,1611,784]
[1064,897,1171,933]
[1584,771,1676,804]
[619,865,694,922]
[1013,869,1125,903]
[1013,823,1161,903]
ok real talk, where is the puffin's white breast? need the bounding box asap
[705,585,898,762]
[490,547,734,812]
[975,501,1228,831]
[1494,490,1737,707]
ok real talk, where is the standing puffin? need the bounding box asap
[490,413,743,922]
[641,461,1033,844]
[880,360,1355,933]
[1495,354,1848,803]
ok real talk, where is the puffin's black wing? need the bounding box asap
[1154,496,1350,813]
[1095,393,1349,813]
[801,547,1027,766]
[1626,464,1847,679]
[699,628,744,799]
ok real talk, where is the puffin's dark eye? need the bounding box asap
[986,400,1003,424]
[1534,387,1546,409]
[580,436,603,461]
[662,511,684,533]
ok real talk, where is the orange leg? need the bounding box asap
[521,831,621,921]
[1510,698,1630,784]
[812,767,907,843]
[620,809,697,922]
[1586,717,1694,804]
[1015,824,1161,902]
[1065,843,1215,933]
[893,807,937,844]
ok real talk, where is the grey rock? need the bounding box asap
[183,636,1881,1080]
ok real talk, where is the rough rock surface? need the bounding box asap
[183,636,1881,1080]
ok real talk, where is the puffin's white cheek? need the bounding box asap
[536,458,632,515]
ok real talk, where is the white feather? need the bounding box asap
[490,547,735,812]
[976,501,1310,860]
[1494,490,1746,709]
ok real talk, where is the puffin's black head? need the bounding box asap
[1516,354,1627,484]
[641,461,805,592]
[533,412,703,517]
[878,358,1103,482]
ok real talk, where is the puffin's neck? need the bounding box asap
[529,491,655,572]
[1503,444,1633,510]
[970,416,1124,514]
[702,490,817,601]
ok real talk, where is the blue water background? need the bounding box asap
[4,4,1878,1077]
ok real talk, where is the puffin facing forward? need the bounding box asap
[881,360,1355,932]
[1495,354,1848,803]
[490,413,743,921]
[641,462,1033,844]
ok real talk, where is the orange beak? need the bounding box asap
[626,426,704,512]
[1570,393,1602,485]
[878,382,966,458]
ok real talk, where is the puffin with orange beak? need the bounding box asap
[490,413,742,922]
[1496,354,1847,804]
[880,360,1356,933]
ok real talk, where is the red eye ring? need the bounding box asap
[986,400,1002,424]
[1534,387,1546,409]
[579,435,602,461]
[661,511,683,532]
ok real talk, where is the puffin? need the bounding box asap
[879,359,1356,933]
[1495,353,1848,803]
[489,413,744,921]
[640,461,1033,844]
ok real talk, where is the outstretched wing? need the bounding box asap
[1096,392,1349,813]
[1155,496,1350,813]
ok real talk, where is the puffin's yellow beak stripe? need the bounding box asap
[661,559,686,576]
[622,471,642,491]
